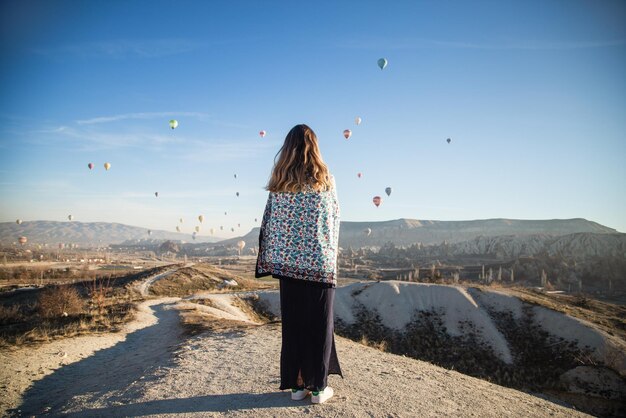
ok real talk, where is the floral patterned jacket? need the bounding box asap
[255,181,340,287]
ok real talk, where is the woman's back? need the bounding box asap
[256,181,340,286]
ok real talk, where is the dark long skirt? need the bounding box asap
[278,277,343,391]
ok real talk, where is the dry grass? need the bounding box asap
[0,279,136,348]
[359,334,389,352]
[177,293,275,337]
[0,304,26,323]
[484,286,626,342]
[86,277,112,316]
[149,263,274,297]
[0,265,131,289]
[177,304,257,336]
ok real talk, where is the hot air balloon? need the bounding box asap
[210,228,215,235]
[254,218,258,222]
[195,226,200,233]
[169,119,178,129]
[16,219,22,225]
[236,192,239,197]
[68,215,74,221]
[224,211,227,216]
[176,226,181,232]
[377,58,388,70]
[148,230,152,236]
[220,226,224,230]
[385,187,392,196]
[198,215,204,223]
[343,129,352,140]
[104,162,111,170]
[237,240,246,252]
[18,236,27,245]
[237,223,241,227]
[234,174,237,179]
[355,117,362,125]
[357,172,362,178]
[230,227,235,232]
[447,138,451,144]
[155,192,159,197]
[373,196,382,207]
[179,218,184,223]
[192,232,197,240]
[88,163,94,170]
[259,130,266,138]
[364,228,372,237]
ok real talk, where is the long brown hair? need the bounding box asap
[267,124,332,192]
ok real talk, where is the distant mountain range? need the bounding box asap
[1,218,618,248]
[0,221,221,245]
[209,217,619,251]
[339,218,617,248]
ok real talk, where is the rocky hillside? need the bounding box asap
[258,281,626,416]
[414,232,626,260]
[0,221,219,246]
[340,218,618,248]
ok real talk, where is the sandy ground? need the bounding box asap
[0,277,593,417]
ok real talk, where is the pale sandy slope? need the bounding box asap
[2,298,590,418]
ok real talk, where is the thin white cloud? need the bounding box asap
[30,122,274,161]
[33,38,207,59]
[75,111,249,130]
[76,112,211,125]
[17,111,267,158]
[25,124,184,152]
[177,138,278,163]
[338,38,626,51]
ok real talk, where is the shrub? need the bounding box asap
[38,285,84,318]
[87,277,112,316]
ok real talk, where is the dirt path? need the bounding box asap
[1,267,186,416]
[20,323,588,418]
[1,272,591,417]
[0,298,181,417]
[135,264,192,297]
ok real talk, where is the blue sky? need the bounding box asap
[1,0,625,237]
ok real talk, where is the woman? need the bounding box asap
[255,124,342,404]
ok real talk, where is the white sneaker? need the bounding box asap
[311,386,334,404]
[291,388,311,401]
